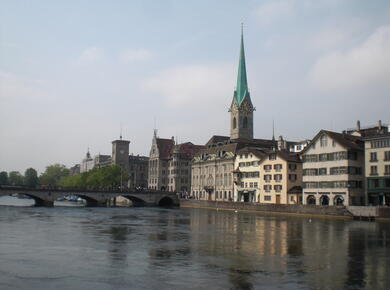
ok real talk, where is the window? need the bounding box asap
[318,168,327,175]
[249,182,253,188]
[264,174,272,182]
[371,139,390,148]
[243,117,248,128]
[233,117,237,129]
[385,151,390,161]
[303,154,318,162]
[370,152,378,162]
[288,163,297,170]
[289,174,297,181]
[274,174,282,181]
[274,185,282,192]
[320,135,328,147]
[264,185,272,192]
[264,195,271,201]
[254,182,258,188]
[385,165,390,175]
[370,166,378,176]
[303,169,318,176]
[269,154,276,160]
[264,165,272,171]
[274,164,282,171]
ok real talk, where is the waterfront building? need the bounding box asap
[190,29,307,202]
[301,130,365,206]
[72,137,148,189]
[364,133,390,205]
[80,149,94,173]
[233,147,302,204]
[148,130,203,192]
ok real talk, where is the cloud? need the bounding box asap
[142,64,235,109]
[255,0,295,26]
[119,48,153,62]
[308,25,390,91]
[0,71,47,102]
[76,46,104,63]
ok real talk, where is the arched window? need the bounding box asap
[320,195,329,206]
[307,195,316,205]
[243,117,248,128]
[233,117,237,129]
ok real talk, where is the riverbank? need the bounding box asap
[180,200,390,221]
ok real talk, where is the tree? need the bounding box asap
[24,168,39,188]
[8,171,24,186]
[58,165,128,189]
[0,171,8,185]
[39,164,70,186]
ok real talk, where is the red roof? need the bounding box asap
[156,138,174,159]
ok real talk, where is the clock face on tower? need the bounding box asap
[120,149,125,155]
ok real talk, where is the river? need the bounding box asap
[0,196,389,289]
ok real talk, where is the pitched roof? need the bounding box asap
[156,138,174,159]
[174,142,205,158]
[301,130,363,154]
[234,27,251,107]
[236,147,267,159]
[205,135,230,146]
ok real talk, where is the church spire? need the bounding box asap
[234,24,250,106]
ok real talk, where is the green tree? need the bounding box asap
[58,165,127,189]
[0,171,9,185]
[39,164,70,186]
[24,168,39,188]
[8,171,24,186]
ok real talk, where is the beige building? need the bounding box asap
[148,130,203,192]
[302,130,365,206]
[364,133,390,205]
[233,148,302,204]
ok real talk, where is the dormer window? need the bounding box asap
[320,135,328,147]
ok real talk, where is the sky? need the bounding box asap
[1,0,390,174]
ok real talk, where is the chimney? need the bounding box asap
[378,120,382,130]
[356,120,361,131]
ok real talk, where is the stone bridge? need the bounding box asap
[0,186,180,207]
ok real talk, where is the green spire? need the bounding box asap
[234,24,250,106]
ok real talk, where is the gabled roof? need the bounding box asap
[301,130,363,154]
[156,138,174,159]
[205,135,230,146]
[173,142,205,158]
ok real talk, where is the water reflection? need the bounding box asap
[0,204,389,289]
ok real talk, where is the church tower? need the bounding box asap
[230,26,254,140]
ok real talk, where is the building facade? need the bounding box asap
[364,133,390,205]
[302,130,365,206]
[233,148,302,204]
[148,130,203,192]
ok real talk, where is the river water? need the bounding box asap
[0,196,389,290]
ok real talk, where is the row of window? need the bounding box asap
[370,165,390,175]
[303,151,358,162]
[263,185,282,192]
[239,182,258,188]
[371,139,390,149]
[369,151,390,162]
[303,180,363,189]
[238,171,260,178]
[368,178,390,188]
[303,166,362,176]
[238,161,259,167]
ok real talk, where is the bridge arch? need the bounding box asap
[158,196,175,207]
[120,195,146,206]
[24,194,53,207]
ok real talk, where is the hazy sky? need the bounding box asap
[1,0,390,173]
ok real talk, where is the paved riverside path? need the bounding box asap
[0,186,179,207]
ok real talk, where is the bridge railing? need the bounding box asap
[0,185,177,194]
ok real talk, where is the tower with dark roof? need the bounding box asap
[229,26,254,140]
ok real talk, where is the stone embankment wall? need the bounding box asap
[180,200,352,217]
